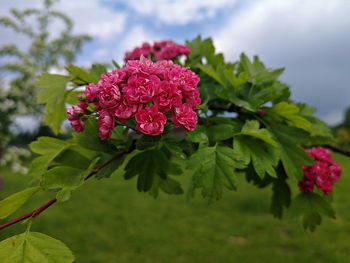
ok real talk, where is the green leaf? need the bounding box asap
[90,64,107,79]
[73,118,110,152]
[28,137,70,178]
[234,121,279,178]
[150,176,184,198]
[0,232,74,263]
[196,64,224,85]
[270,174,291,218]
[235,120,277,146]
[124,148,182,192]
[234,137,279,178]
[186,36,224,66]
[0,187,40,220]
[187,125,209,146]
[36,74,70,134]
[268,125,313,179]
[41,166,85,190]
[187,145,245,201]
[66,65,98,85]
[292,192,336,231]
[268,102,311,131]
[206,124,237,142]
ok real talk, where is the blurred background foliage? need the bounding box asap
[0,0,91,172]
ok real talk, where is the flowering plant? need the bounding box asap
[0,36,348,262]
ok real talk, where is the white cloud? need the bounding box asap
[114,25,158,63]
[55,1,127,41]
[214,0,350,124]
[0,0,127,42]
[124,0,237,25]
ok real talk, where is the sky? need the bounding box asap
[1,0,349,125]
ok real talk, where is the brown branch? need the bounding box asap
[0,150,129,231]
[324,145,350,158]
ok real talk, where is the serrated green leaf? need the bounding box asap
[73,118,110,152]
[150,176,184,198]
[206,124,236,141]
[268,102,311,131]
[196,64,224,85]
[66,65,98,85]
[270,174,291,218]
[236,120,277,146]
[268,125,313,179]
[36,74,70,134]
[234,138,278,178]
[188,145,245,201]
[124,148,182,192]
[292,192,336,231]
[28,137,70,178]
[0,232,74,263]
[0,187,40,220]
[41,166,85,190]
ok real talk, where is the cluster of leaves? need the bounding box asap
[0,36,343,262]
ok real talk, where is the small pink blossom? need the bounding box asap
[67,106,85,133]
[124,42,152,61]
[124,40,191,62]
[98,110,115,140]
[123,74,160,105]
[114,97,141,121]
[171,104,197,132]
[153,81,182,112]
[135,105,167,136]
[298,147,342,195]
[84,83,100,102]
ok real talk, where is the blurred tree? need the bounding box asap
[334,107,350,149]
[0,0,91,167]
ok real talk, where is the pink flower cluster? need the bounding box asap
[298,147,341,194]
[67,57,200,139]
[124,40,191,62]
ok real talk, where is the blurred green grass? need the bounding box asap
[0,153,349,263]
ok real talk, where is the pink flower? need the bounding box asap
[84,83,100,102]
[153,81,182,112]
[67,106,85,133]
[114,97,141,121]
[123,74,160,105]
[153,40,191,61]
[124,42,152,62]
[97,73,121,109]
[97,85,121,109]
[182,89,201,110]
[167,65,200,92]
[171,104,197,132]
[135,105,167,136]
[98,110,115,140]
[124,40,191,62]
[298,147,342,195]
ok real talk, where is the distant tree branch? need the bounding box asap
[324,145,350,158]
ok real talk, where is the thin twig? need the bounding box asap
[0,150,128,231]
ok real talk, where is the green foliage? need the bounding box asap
[187,145,245,201]
[36,74,71,133]
[125,147,182,193]
[0,0,91,171]
[0,231,74,263]
[0,187,39,219]
[292,192,336,231]
[234,120,279,178]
